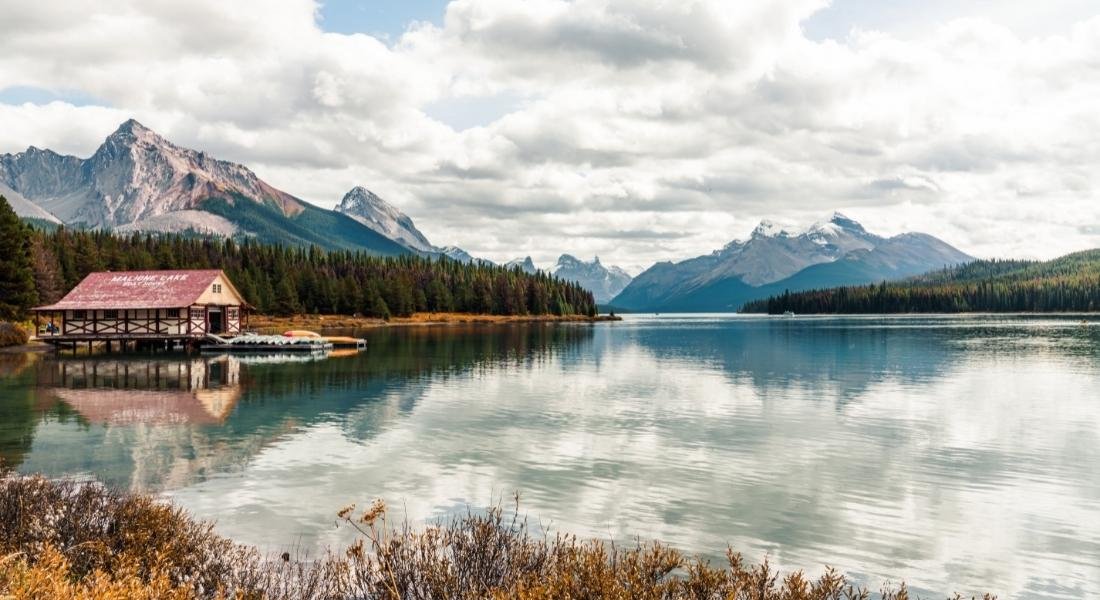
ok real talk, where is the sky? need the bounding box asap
[1,1,1099,272]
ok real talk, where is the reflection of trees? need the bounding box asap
[4,323,595,490]
[0,354,40,471]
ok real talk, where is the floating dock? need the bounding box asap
[200,332,366,353]
[201,334,334,353]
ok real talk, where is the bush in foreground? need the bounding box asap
[0,476,994,599]
[0,322,29,348]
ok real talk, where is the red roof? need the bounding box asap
[35,270,230,310]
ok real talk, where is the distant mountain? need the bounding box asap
[611,213,973,312]
[552,255,633,304]
[335,186,434,252]
[440,246,494,266]
[743,249,1100,314]
[505,257,539,274]
[0,120,409,255]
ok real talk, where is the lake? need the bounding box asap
[2,315,1099,598]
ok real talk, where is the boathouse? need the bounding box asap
[33,270,250,350]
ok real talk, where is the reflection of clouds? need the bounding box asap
[12,317,1099,598]
[169,323,1100,598]
[170,321,1100,598]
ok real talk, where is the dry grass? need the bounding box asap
[0,476,994,600]
[0,322,29,348]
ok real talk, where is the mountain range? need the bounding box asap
[552,255,633,304]
[2,119,975,312]
[499,255,633,304]
[610,213,973,312]
[0,120,408,255]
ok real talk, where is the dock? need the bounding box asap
[200,333,366,353]
[201,333,333,353]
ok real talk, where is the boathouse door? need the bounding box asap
[208,308,224,334]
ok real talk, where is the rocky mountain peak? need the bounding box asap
[810,211,867,236]
[100,119,164,152]
[113,118,153,136]
[752,219,789,239]
[555,254,582,268]
[335,186,433,252]
[551,254,634,304]
[506,256,539,274]
[337,186,373,210]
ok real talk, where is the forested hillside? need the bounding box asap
[1,196,597,319]
[742,251,1100,314]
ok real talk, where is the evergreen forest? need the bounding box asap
[742,251,1100,314]
[0,196,598,320]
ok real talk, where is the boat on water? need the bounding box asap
[283,330,367,350]
[783,311,796,317]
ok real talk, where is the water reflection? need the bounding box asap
[45,355,242,425]
[1,317,1099,599]
[1,323,596,491]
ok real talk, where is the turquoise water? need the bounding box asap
[2,315,1099,598]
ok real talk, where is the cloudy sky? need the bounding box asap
[2,0,1099,272]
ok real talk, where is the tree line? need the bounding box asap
[0,196,598,320]
[742,251,1100,314]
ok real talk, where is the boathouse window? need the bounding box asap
[166,309,180,318]
[103,309,118,319]
[213,284,222,294]
[72,310,86,320]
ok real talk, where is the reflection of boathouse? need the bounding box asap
[45,355,242,425]
[33,270,250,350]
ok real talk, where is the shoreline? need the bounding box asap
[248,312,622,332]
[0,475,941,599]
[3,313,620,353]
[0,341,52,354]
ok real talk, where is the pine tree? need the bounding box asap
[273,277,301,316]
[0,196,38,320]
[29,236,64,306]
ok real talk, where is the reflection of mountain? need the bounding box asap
[6,324,596,490]
[625,317,961,402]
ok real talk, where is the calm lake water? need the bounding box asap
[2,315,1099,598]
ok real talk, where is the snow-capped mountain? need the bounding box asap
[505,257,539,274]
[438,246,492,266]
[335,186,434,252]
[0,120,408,255]
[612,213,973,312]
[552,255,633,304]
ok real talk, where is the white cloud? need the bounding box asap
[1,0,1099,270]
